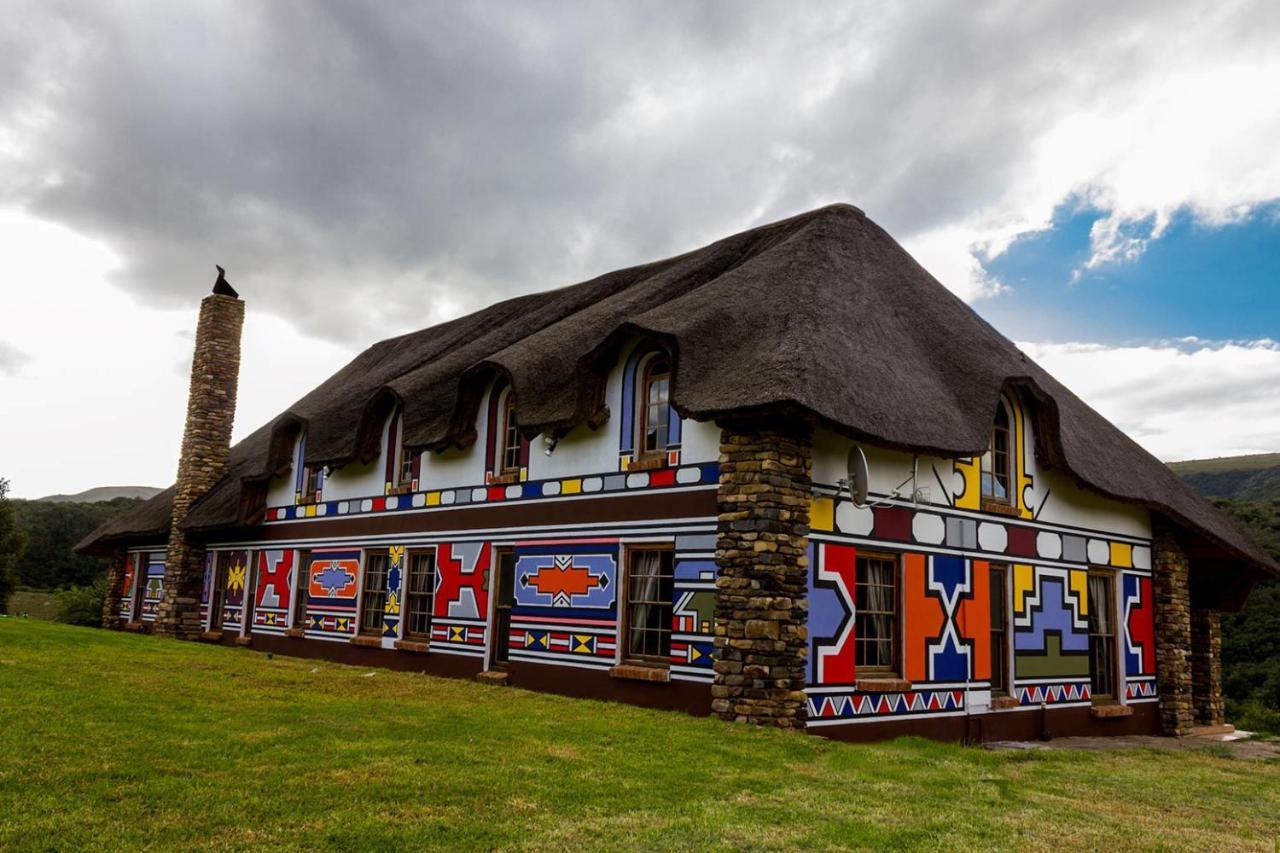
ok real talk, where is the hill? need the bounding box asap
[1168,453,1280,501]
[2,620,1279,849]
[37,485,163,503]
[11,496,146,590]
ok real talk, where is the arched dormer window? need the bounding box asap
[384,410,418,494]
[640,353,672,458]
[980,397,1014,505]
[486,379,528,483]
[619,346,682,471]
[295,433,324,505]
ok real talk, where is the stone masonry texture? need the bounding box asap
[712,420,812,728]
[100,549,126,627]
[156,292,244,639]
[1152,519,1194,736]
[1191,608,1225,726]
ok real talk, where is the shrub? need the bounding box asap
[54,580,106,627]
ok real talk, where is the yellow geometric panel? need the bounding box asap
[810,496,835,533]
[426,491,441,506]
[561,479,582,495]
[1013,564,1035,614]
[954,458,981,510]
[1110,542,1133,568]
[1069,569,1088,618]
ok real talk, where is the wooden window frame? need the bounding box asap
[853,550,901,676]
[1087,568,1120,702]
[299,465,322,505]
[359,551,391,637]
[240,550,258,635]
[402,548,437,642]
[498,387,522,476]
[129,552,149,623]
[637,353,672,462]
[989,563,1010,696]
[489,547,516,670]
[980,397,1015,508]
[208,551,232,631]
[620,544,676,668]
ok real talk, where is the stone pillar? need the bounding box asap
[1191,608,1225,726]
[712,420,811,728]
[156,278,244,639]
[1152,520,1194,736]
[100,549,127,627]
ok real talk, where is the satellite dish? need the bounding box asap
[847,446,870,506]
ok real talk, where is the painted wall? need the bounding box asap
[804,393,1156,728]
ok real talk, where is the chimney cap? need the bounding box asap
[213,265,240,299]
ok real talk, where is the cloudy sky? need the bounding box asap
[2,1,1279,498]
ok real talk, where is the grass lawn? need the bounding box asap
[1,621,1278,851]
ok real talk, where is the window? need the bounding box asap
[492,548,516,667]
[486,381,527,480]
[209,552,232,630]
[398,445,416,488]
[499,389,521,475]
[639,354,672,457]
[360,553,390,635]
[241,551,258,629]
[300,465,321,502]
[404,550,437,640]
[981,398,1013,504]
[989,564,1009,694]
[625,547,675,663]
[292,550,311,630]
[1088,571,1117,699]
[855,553,899,671]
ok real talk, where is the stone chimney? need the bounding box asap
[155,268,244,639]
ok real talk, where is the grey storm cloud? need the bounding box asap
[2,0,1278,344]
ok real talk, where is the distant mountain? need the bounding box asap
[37,486,163,504]
[1169,453,1280,502]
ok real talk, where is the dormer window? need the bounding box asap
[486,379,528,483]
[980,398,1014,505]
[385,411,417,493]
[398,445,416,489]
[300,464,322,503]
[639,353,671,458]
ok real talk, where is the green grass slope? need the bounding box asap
[1169,453,1280,501]
[1,621,1279,850]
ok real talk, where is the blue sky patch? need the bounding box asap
[977,200,1280,343]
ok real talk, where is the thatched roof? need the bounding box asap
[78,204,1276,587]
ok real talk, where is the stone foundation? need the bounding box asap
[712,421,811,728]
[1152,520,1193,736]
[156,290,244,639]
[1191,608,1225,726]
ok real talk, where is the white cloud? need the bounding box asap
[0,210,354,498]
[1018,338,1280,461]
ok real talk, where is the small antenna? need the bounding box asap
[847,446,870,507]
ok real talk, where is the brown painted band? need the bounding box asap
[202,488,719,544]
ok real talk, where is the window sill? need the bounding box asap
[394,639,430,654]
[284,627,305,639]
[981,499,1020,517]
[855,677,912,693]
[1091,702,1133,719]
[351,635,382,648]
[627,456,668,472]
[387,484,413,496]
[990,695,1021,711]
[610,664,671,683]
[121,622,144,632]
[296,498,319,507]
[488,471,521,485]
[199,630,224,643]
[234,635,253,647]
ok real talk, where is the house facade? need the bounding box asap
[82,205,1272,741]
